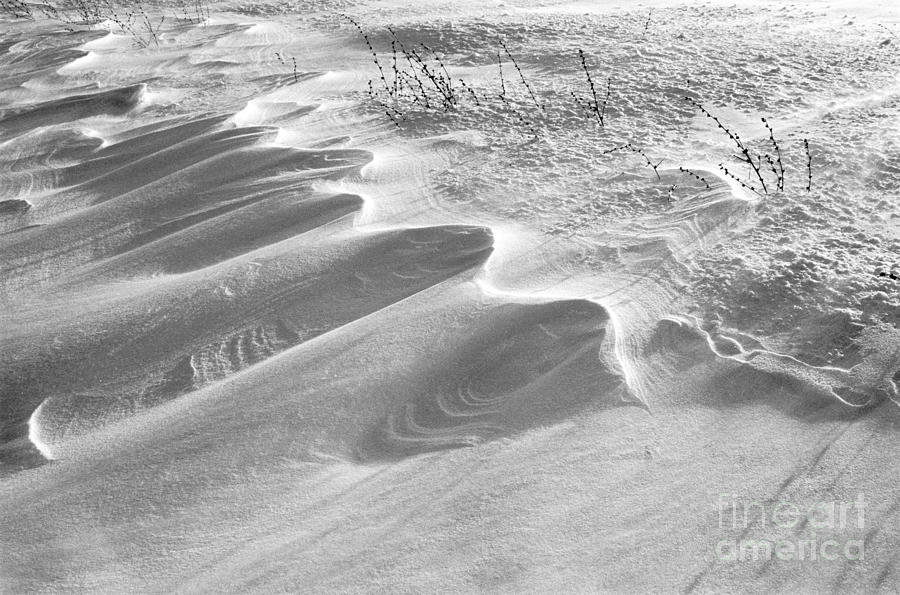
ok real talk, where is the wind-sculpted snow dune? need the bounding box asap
[0,121,374,287]
[0,33,100,92]
[1,221,495,467]
[647,316,900,416]
[1,0,899,591]
[359,298,633,460]
[0,83,146,138]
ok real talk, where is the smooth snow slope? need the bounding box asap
[1,0,899,592]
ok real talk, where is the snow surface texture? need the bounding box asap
[0,0,899,591]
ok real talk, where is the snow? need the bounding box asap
[0,0,898,591]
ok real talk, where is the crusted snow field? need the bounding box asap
[0,0,899,592]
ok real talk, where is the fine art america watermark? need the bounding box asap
[715,493,866,563]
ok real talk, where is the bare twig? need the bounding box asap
[803,138,812,192]
[500,39,543,110]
